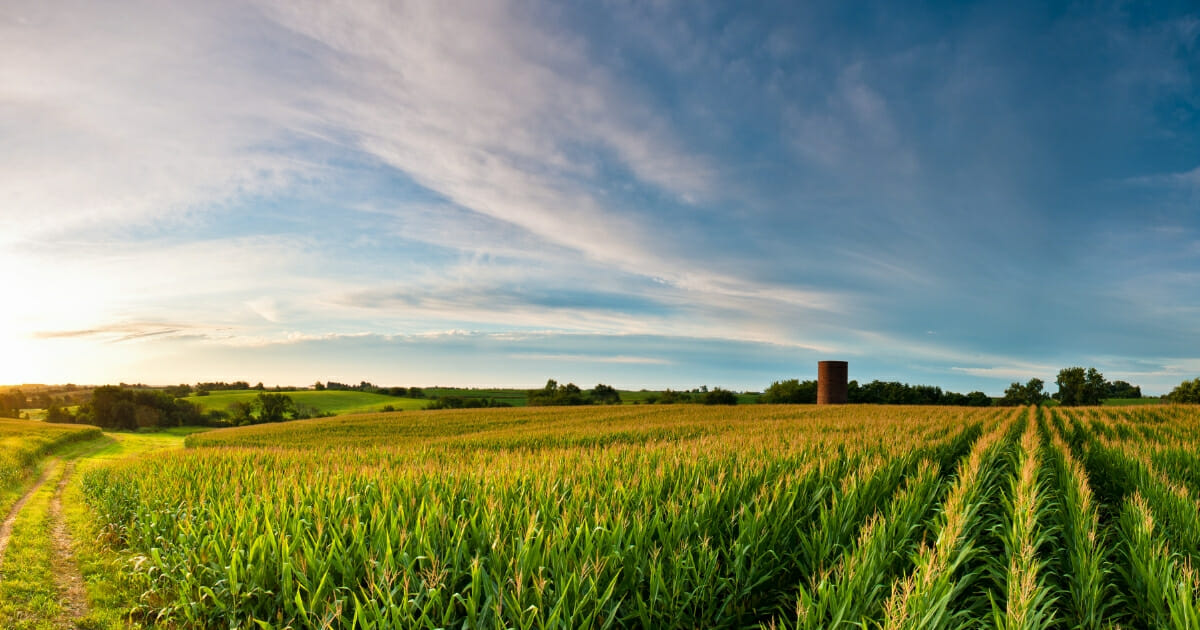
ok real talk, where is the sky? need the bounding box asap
[2,1,1198,395]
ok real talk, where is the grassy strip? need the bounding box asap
[63,460,151,629]
[187,389,427,415]
[1,419,101,513]
[0,461,63,630]
[0,432,194,630]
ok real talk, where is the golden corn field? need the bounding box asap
[77,405,1200,628]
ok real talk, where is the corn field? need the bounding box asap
[79,404,1200,628]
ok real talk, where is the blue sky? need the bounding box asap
[2,1,1198,394]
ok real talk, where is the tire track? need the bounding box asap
[0,459,58,574]
[50,460,90,625]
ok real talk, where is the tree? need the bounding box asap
[528,379,587,406]
[702,388,738,405]
[590,384,621,405]
[1165,378,1200,404]
[0,389,26,418]
[657,389,691,404]
[1106,380,1141,399]
[964,391,993,407]
[760,379,817,404]
[1000,379,1048,406]
[256,392,295,423]
[46,403,73,424]
[165,384,192,398]
[227,401,254,426]
[313,381,326,391]
[1055,367,1106,406]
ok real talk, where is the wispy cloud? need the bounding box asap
[34,322,196,343]
[508,353,672,365]
[3,1,1199,394]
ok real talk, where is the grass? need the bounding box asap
[0,418,100,515]
[186,389,428,414]
[0,462,64,629]
[182,387,764,415]
[0,426,199,630]
[1102,397,1164,406]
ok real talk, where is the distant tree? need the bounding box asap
[527,379,587,406]
[1106,380,1142,399]
[409,387,425,399]
[256,392,294,423]
[164,384,192,398]
[590,384,621,405]
[702,388,738,405]
[1165,378,1200,404]
[292,403,325,420]
[1055,367,1106,406]
[1000,379,1048,406]
[313,381,326,391]
[655,389,687,404]
[46,403,73,424]
[253,382,266,391]
[760,379,818,404]
[227,401,255,426]
[0,389,26,418]
[964,391,993,407]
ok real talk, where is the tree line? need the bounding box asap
[49,386,329,429]
[1001,367,1144,407]
[759,379,992,406]
[527,380,621,406]
[318,381,424,398]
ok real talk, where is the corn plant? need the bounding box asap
[879,417,1010,630]
[1045,418,1113,629]
[787,461,942,629]
[1117,492,1200,629]
[74,405,1200,629]
[988,416,1057,630]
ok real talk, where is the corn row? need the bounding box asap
[989,414,1056,630]
[878,410,1014,630]
[1045,414,1112,628]
[1117,493,1200,629]
[787,461,943,629]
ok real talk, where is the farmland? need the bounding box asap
[65,404,1200,628]
[186,389,429,415]
[0,419,99,515]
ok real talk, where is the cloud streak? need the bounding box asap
[2,1,1199,394]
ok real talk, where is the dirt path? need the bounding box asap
[49,460,90,625]
[0,459,58,573]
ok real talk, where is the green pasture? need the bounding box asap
[186,390,427,415]
[1102,397,1164,406]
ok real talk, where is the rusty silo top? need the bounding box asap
[817,361,848,404]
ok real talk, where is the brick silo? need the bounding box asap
[817,361,848,404]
